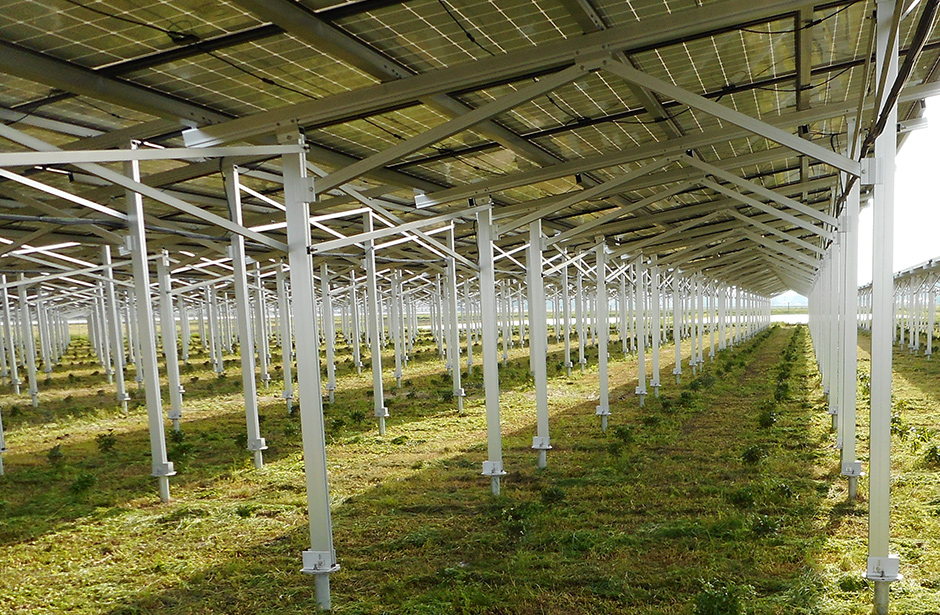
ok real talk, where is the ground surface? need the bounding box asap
[0,325,938,614]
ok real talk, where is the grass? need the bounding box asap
[0,325,938,614]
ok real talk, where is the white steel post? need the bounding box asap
[928,288,936,359]
[464,278,474,375]
[840,166,862,499]
[595,240,611,428]
[36,289,52,382]
[867,2,900,609]
[391,270,403,389]
[349,272,363,374]
[500,282,510,365]
[528,220,551,466]
[576,271,586,373]
[157,253,185,432]
[363,213,389,434]
[635,257,647,406]
[562,252,572,377]
[672,273,682,385]
[279,262,296,410]
[650,256,661,396]
[125,147,174,503]
[477,207,506,495]
[179,295,190,365]
[434,274,445,360]
[318,263,334,405]
[445,228,464,412]
[279,129,337,608]
[708,283,716,360]
[197,299,207,353]
[206,285,222,374]
[254,263,271,386]
[17,276,39,407]
[1,276,20,395]
[225,165,267,468]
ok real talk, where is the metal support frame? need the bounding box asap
[1,276,20,395]
[528,220,551,467]
[595,240,611,429]
[277,262,295,410]
[224,165,267,469]
[867,1,901,608]
[18,276,39,407]
[635,257,647,405]
[318,263,334,405]
[445,228,464,413]
[477,208,506,495]
[254,262,271,387]
[280,129,339,607]
[125,146,174,503]
[650,256,661,395]
[156,252,185,432]
[363,212,389,434]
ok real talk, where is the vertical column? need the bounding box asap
[477,207,506,495]
[2,276,21,395]
[464,278,474,375]
[635,257,647,406]
[0,286,9,387]
[708,283,716,360]
[318,264,335,405]
[197,298,207,353]
[18,276,39,407]
[125,145,174,503]
[279,261,296,410]
[36,288,53,382]
[500,282,510,365]
[349,272,363,374]
[391,270,403,389]
[206,285,222,374]
[434,274,445,360]
[445,228,464,412]
[279,129,337,607]
[528,220,551,467]
[867,2,900,608]
[254,263,271,386]
[672,273,682,385]
[576,271,586,373]
[363,213,389,434]
[156,253,185,432]
[840,156,862,499]
[562,251,572,378]
[224,165,266,468]
[178,295,190,365]
[927,288,936,359]
[620,273,629,356]
[650,256,661,396]
[595,240,611,429]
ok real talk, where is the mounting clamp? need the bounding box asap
[531,436,552,450]
[481,460,507,477]
[866,554,901,582]
[302,550,340,575]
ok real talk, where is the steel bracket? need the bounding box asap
[866,554,901,582]
[481,460,507,477]
[301,550,340,575]
[531,436,552,450]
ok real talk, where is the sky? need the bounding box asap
[771,96,938,306]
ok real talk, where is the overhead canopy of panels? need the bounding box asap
[0,0,936,292]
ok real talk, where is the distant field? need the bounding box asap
[1,325,938,614]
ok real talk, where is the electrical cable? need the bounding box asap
[738,3,856,35]
[437,0,496,56]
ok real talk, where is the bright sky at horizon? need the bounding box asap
[772,96,939,305]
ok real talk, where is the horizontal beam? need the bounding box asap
[0,145,304,167]
[603,59,861,176]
